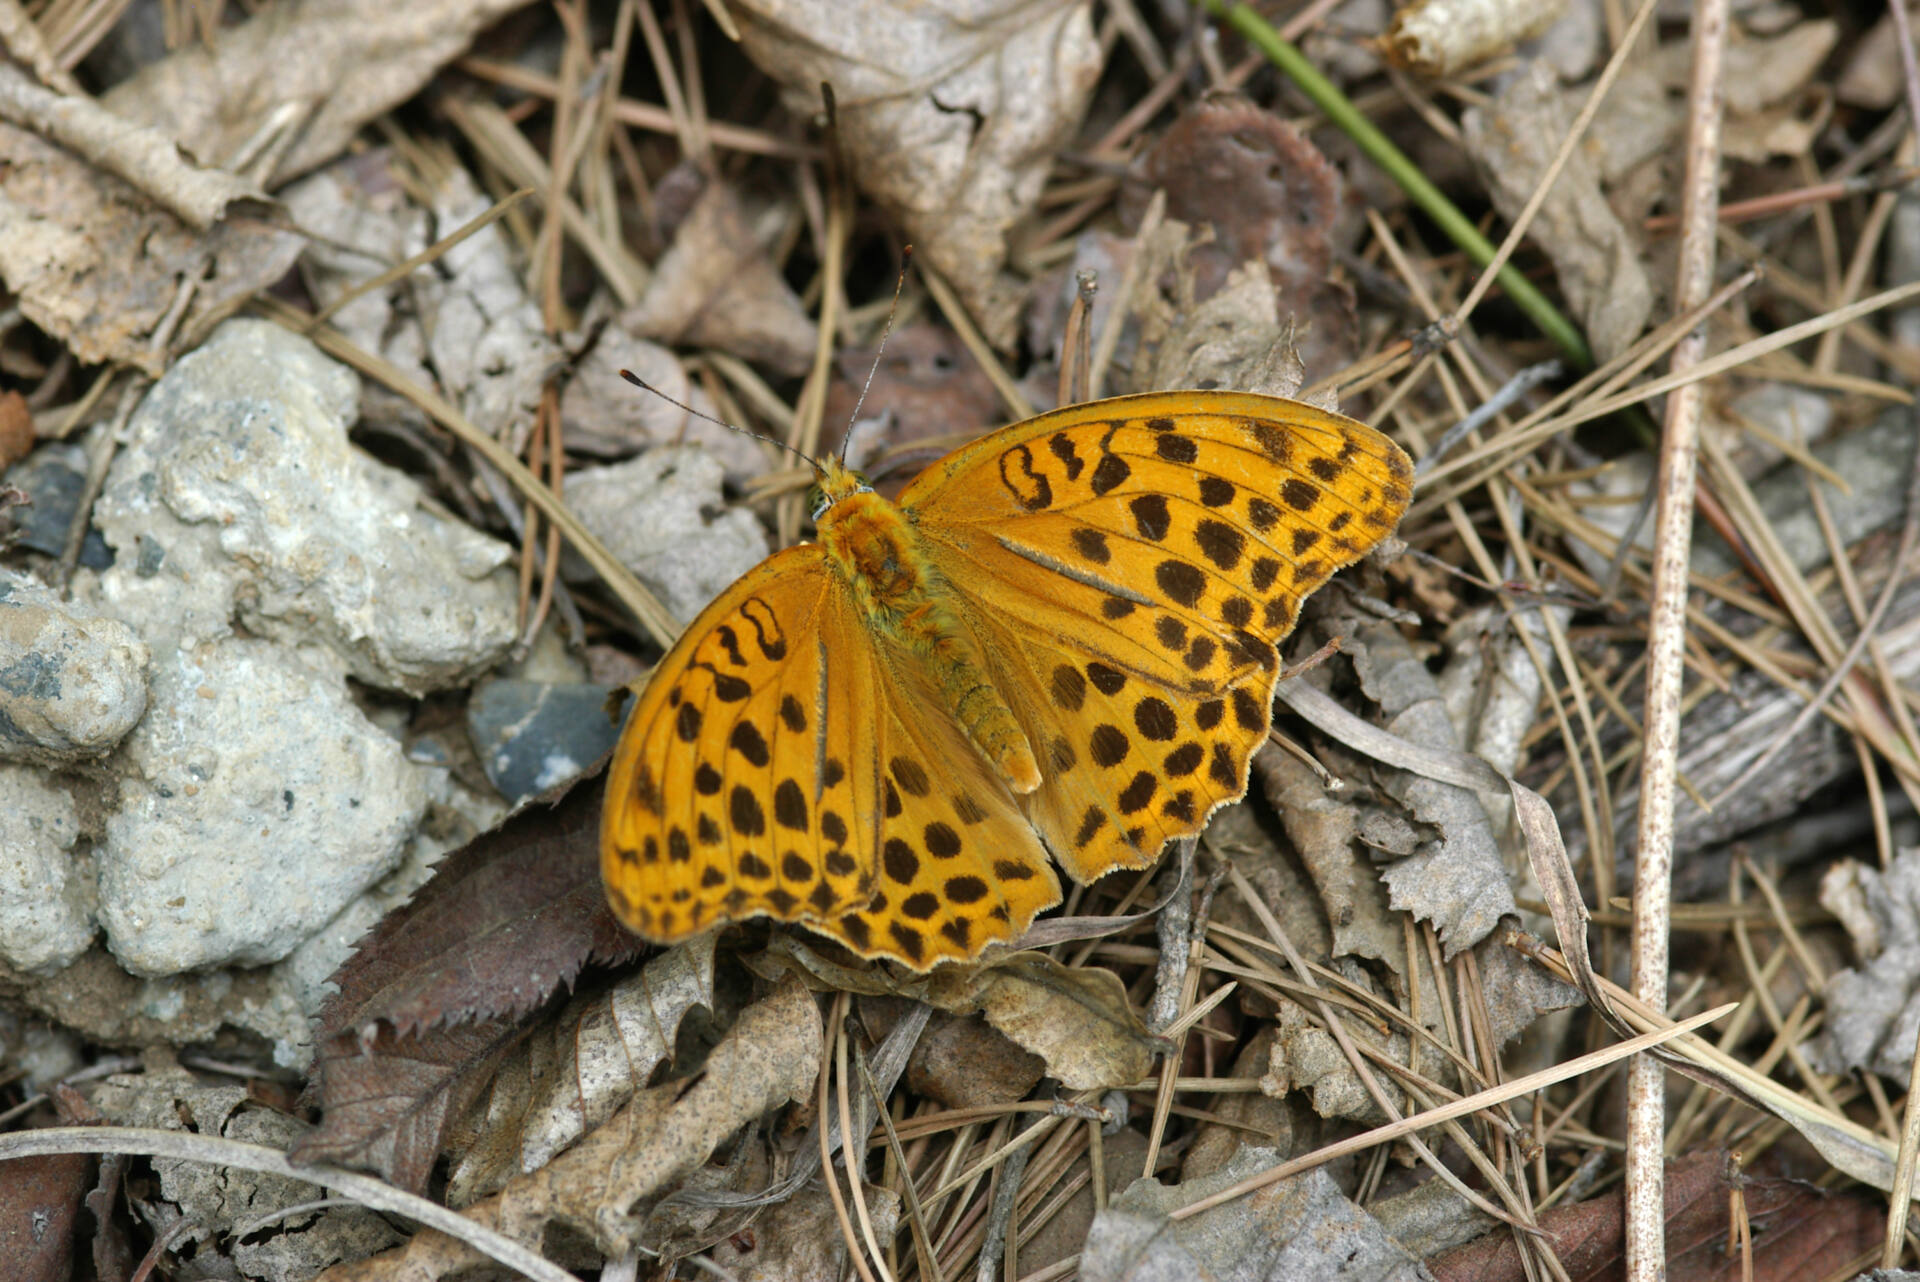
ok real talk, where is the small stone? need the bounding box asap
[563,445,769,625]
[0,766,95,972]
[0,568,149,765]
[3,442,112,568]
[466,678,622,803]
[96,639,427,976]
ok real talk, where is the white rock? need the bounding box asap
[564,445,770,623]
[96,639,427,976]
[0,569,149,765]
[92,318,519,695]
[0,766,95,972]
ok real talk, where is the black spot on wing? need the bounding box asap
[1048,432,1084,480]
[1090,453,1131,495]
[1156,560,1206,607]
[1194,520,1244,571]
[1071,528,1112,564]
[1130,495,1171,540]
[730,721,770,767]
[1155,434,1198,463]
[1199,476,1234,507]
[1282,478,1319,511]
[999,444,1053,511]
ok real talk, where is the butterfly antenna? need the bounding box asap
[837,244,914,464]
[619,370,825,473]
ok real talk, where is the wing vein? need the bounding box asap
[992,534,1158,603]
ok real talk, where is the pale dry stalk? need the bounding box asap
[1625,2,1727,1279]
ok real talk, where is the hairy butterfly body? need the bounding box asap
[601,390,1413,968]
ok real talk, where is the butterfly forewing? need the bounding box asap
[602,548,884,940]
[904,391,1412,883]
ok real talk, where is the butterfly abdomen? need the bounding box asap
[820,491,1041,794]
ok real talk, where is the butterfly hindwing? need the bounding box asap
[971,624,1276,885]
[602,546,1063,968]
[803,663,1062,967]
[602,548,882,940]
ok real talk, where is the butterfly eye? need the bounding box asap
[809,471,876,520]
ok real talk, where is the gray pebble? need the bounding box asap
[4,442,111,568]
[467,678,621,803]
[0,568,148,765]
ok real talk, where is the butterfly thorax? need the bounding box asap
[815,474,1043,795]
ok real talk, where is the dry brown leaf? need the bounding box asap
[749,939,1161,1089]
[314,773,637,1042]
[734,0,1103,349]
[415,166,560,448]
[102,0,535,188]
[1812,848,1920,1079]
[1250,743,1401,963]
[0,119,300,374]
[1181,1028,1302,1183]
[94,1069,406,1279]
[624,179,818,378]
[1344,622,1518,957]
[823,322,1005,463]
[1427,1149,1883,1282]
[1128,96,1354,374]
[904,1009,1046,1108]
[0,0,530,375]
[1082,1146,1428,1282]
[1648,18,1836,117]
[705,1176,902,1282]
[0,1147,91,1282]
[0,63,266,229]
[1135,259,1297,396]
[923,950,1160,1090]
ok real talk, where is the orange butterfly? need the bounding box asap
[601,390,1412,969]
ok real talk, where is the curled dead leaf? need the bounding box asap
[445,936,719,1205]
[1461,61,1652,365]
[1383,0,1567,78]
[322,976,822,1277]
